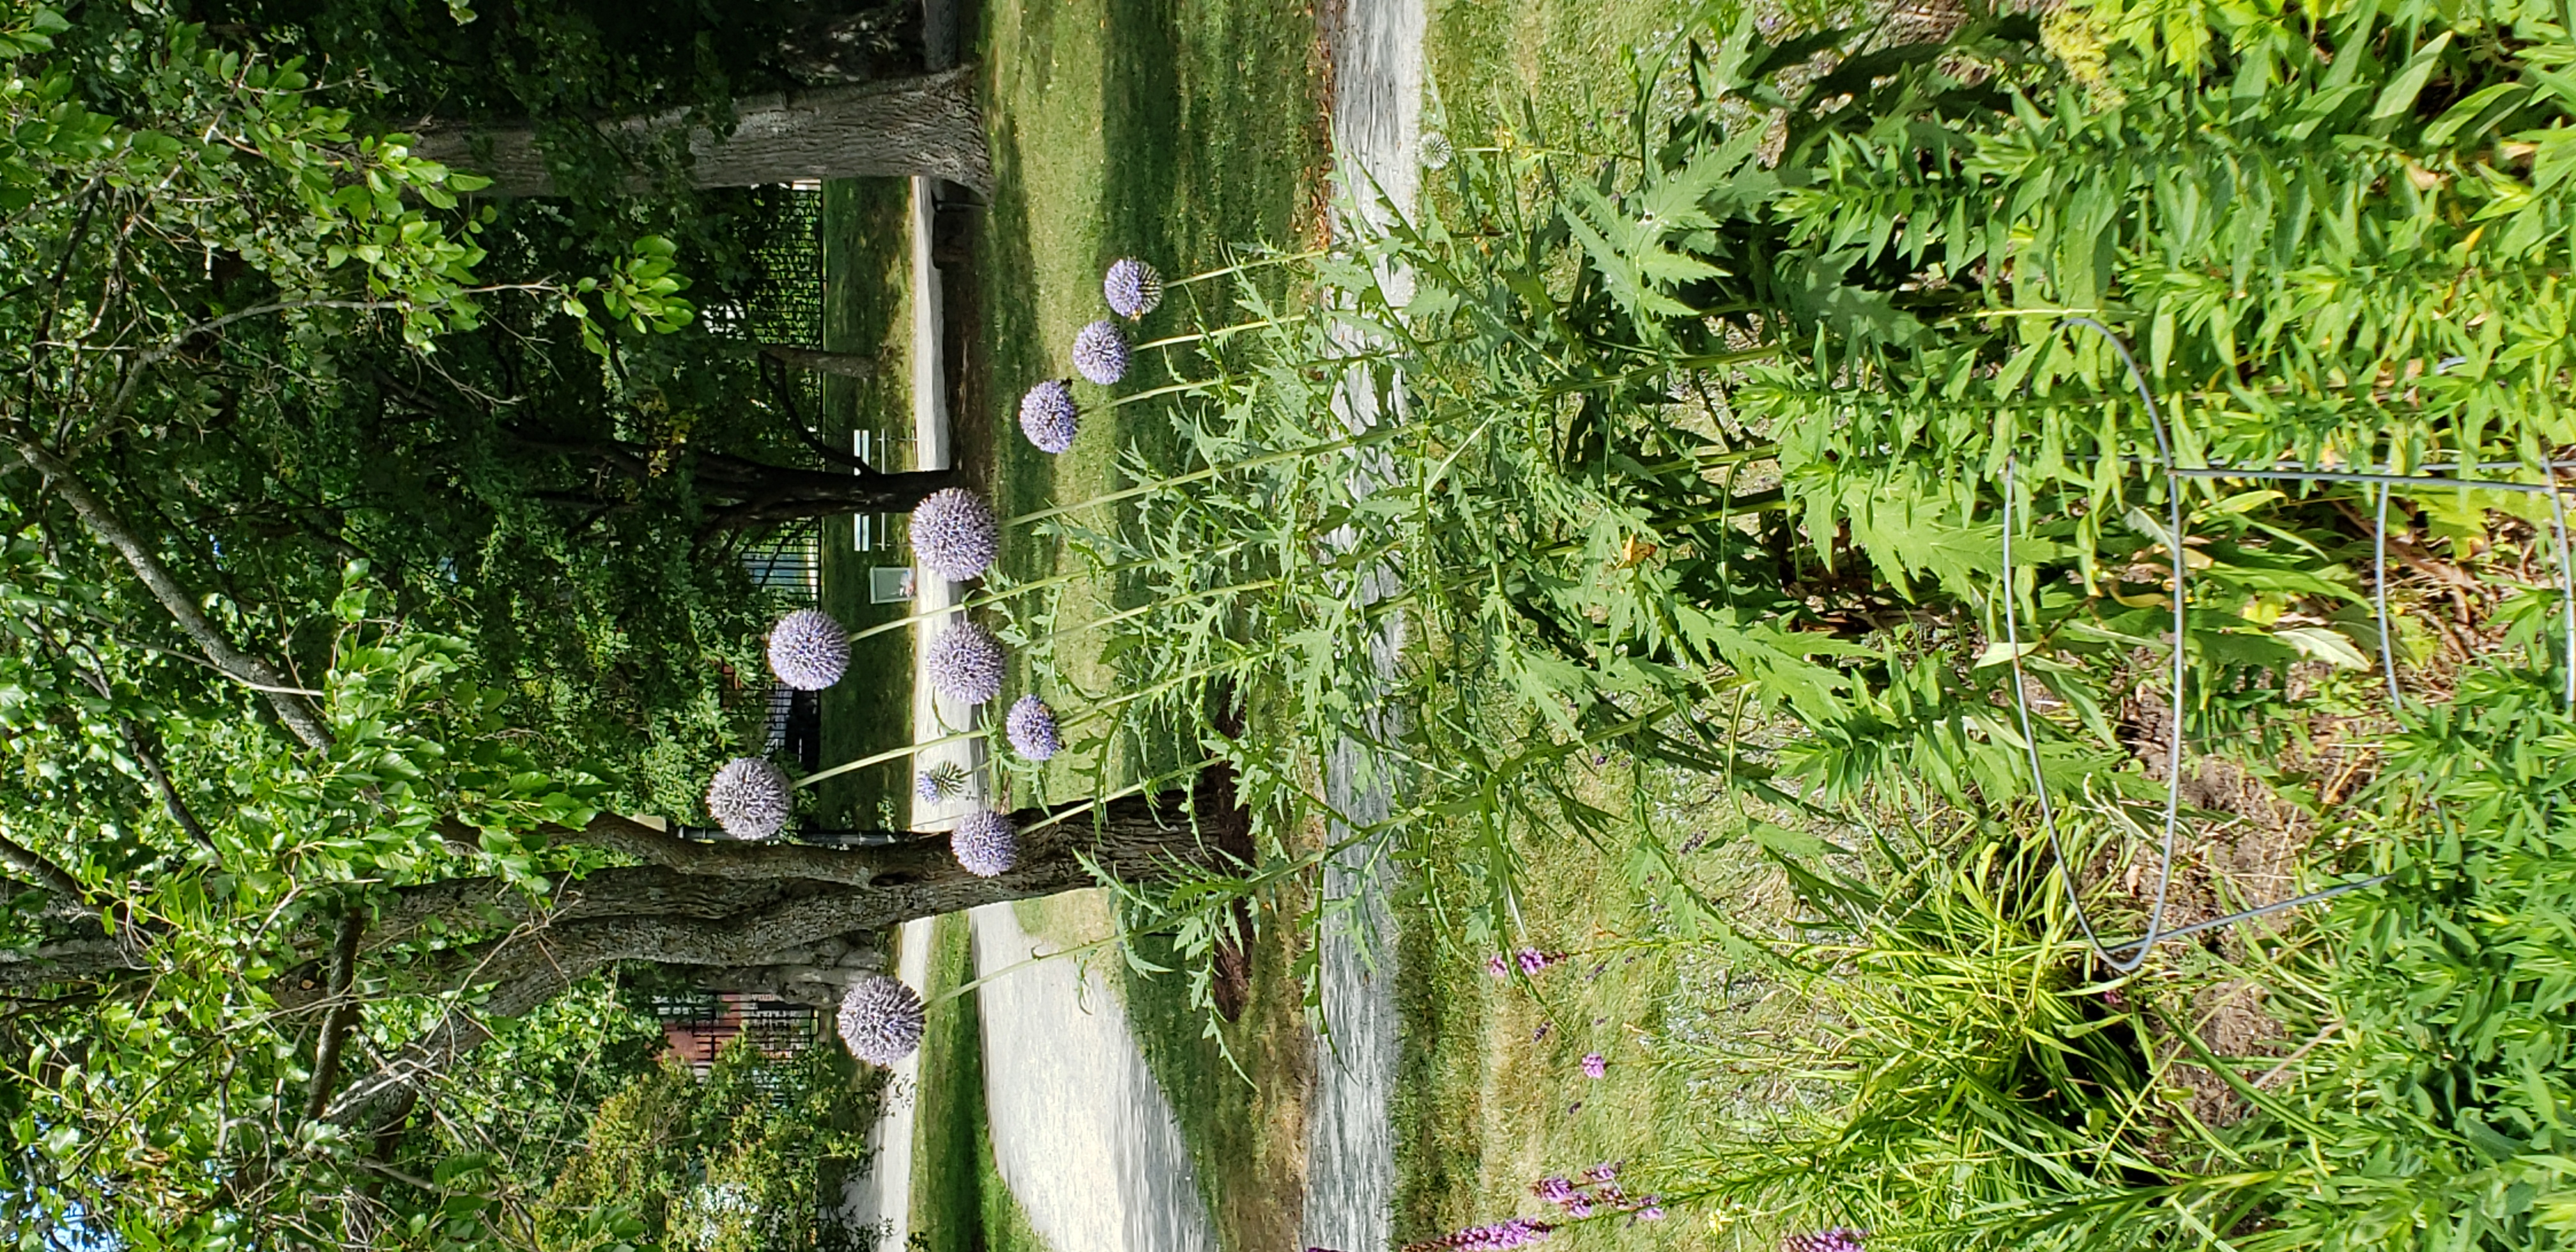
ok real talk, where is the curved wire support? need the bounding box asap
[1996,318,2426,973]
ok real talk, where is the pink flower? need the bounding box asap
[1485,953,1510,979]
[1581,1052,1607,1078]
[1583,1163,1618,1184]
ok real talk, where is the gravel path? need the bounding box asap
[1303,4,1426,1251]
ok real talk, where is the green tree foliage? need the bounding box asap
[542,1036,881,1252]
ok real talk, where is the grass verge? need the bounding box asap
[1392,761,1791,1252]
[910,911,1055,1252]
[813,177,916,827]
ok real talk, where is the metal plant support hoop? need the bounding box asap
[1992,318,2575,971]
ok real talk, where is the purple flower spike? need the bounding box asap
[705,758,793,839]
[1399,1218,1554,1252]
[1103,257,1165,319]
[950,809,1018,878]
[1583,1163,1617,1184]
[1581,1052,1607,1078]
[767,607,850,690]
[1783,1230,1870,1252]
[1516,947,1563,975]
[1018,379,1080,454]
[1562,1197,1591,1219]
[1071,319,1131,385]
[1006,695,1062,760]
[1635,1204,1666,1223]
[1531,1177,1573,1204]
[1485,953,1510,979]
[835,973,926,1066]
[924,620,1006,704]
[910,488,1000,581]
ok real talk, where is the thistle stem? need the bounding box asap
[796,727,987,789]
[1170,249,1327,289]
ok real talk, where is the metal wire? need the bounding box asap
[1985,318,2576,969]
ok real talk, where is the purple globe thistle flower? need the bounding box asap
[951,809,1018,877]
[1071,319,1131,385]
[1515,947,1563,975]
[705,757,793,839]
[1583,1163,1618,1184]
[1531,1177,1573,1205]
[1782,1230,1869,1252]
[924,620,1006,704]
[1485,953,1510,979]
[910,487,999,581]
[834,972,926,1066]
[916,760,969,803]
[766,607,851,690]
[1581,1052,1607,1078]
[1018,379,1081,454]
[1103,257,1165,319]
[1006,695,1062,760]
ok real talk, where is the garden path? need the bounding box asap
[1308,2,1432,1252]
[968,903,1216,1252]
[838,915,937,1244]
[1303,4,1425,1252]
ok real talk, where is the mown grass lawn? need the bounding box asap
[893,0,1333,1248]
[909,912,1055,1252]
[811,177,917,828]
[975,0,1328,800]
[1392,761,1801,1252]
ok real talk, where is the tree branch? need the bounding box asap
[303,911,366,1121]
[328,771,1243,1127]
[4,434,335,749]
[0,830,89,909]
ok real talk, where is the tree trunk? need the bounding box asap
[415,67,992,196]
[762,344,875,379]
[688,455,962,533]
[313,770,1244,1129]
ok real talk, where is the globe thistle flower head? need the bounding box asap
[1006,696,1062,761]
[705,757,793,839]
[834,973,926,1066]
[924,621,1006,704]
[916,760,970,803]
[1071,319,1131,385]
[1102,258,1165,319]
[766,608,850,690]
[1783,1230,1869,1252]
[1420,131,1455,171]
[951,809,1019,878]
[910,488,999,581]
[1018,380,1080,454]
